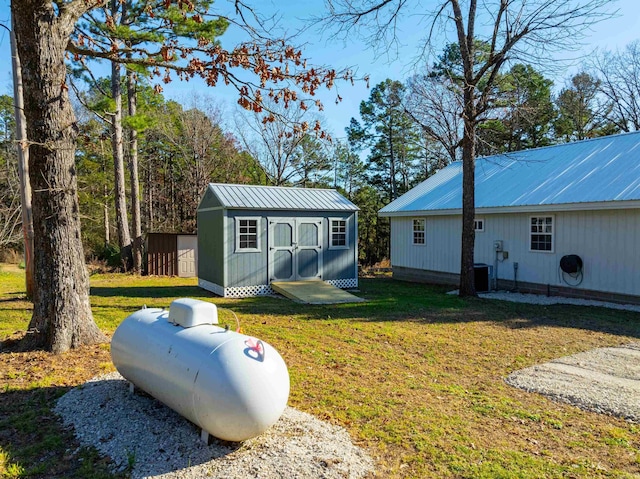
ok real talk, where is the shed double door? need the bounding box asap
[268,218,323,282]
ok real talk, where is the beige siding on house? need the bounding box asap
[390,216,461,273]
[391,208,640,296]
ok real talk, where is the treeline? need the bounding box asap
[2,40,640,267]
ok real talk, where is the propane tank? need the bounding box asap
[111,298,289,442]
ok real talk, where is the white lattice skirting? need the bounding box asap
[326,278,358,289]
[223,284,275,298]
[199,277,358,298]
[199,279,274,298]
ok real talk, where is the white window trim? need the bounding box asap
[329,217,349,250]
[412,218,426,246]
[529,215,554,253]
[474,218,485,232]
[235,216,261,253]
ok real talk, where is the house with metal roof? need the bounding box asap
[379,131,640,303]
[197,183,359,297]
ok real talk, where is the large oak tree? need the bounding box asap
[12,0,107,352]
[12,0,345,352]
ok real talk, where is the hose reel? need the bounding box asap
[559,254,584,286]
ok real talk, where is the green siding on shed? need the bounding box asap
[322,213,356,280]
[198,187,223,209]
[225,212,269,287]
[219,209,357,287]
[197,209,225,285]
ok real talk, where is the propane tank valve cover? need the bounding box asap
[168,298,218,327]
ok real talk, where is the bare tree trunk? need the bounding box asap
[10,21,34,299]
[127,70,143,273]
[388,126,397,201]
[100,138,110,245]
[459,90,477,297]
[453,0,477,298]
[104,188,110,244]
[170,156,176,229]
[146,158,154,232]
[122,1,142,273]
[12,0,106,353]
[111,59,133,270]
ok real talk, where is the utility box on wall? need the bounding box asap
[474,263,490,292]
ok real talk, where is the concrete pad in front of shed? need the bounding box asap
[271,280,365,305]
[506,343,640,422]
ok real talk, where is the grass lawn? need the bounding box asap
[1,265,639,478]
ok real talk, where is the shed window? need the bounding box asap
[236,218,260,252]
[530,216,553,252]
[474,218,485,232]
[413,218,426,245]
[330,219,348,249]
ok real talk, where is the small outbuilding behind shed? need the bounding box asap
[197,183,359,298]
[146,233,197,277]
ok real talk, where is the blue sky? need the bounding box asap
[0,0,639,139]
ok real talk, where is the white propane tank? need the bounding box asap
[110,298,290,442]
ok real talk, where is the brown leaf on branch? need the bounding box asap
[238,97,251,110]
[160,45,172,62]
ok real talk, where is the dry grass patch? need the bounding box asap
[1,268,639,478]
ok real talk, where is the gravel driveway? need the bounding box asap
[506,343,640,422]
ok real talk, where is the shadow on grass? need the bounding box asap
[0,385,120,478]
[87,277,640,340]
[228,278,640,339]
[0,293,30,303]
[90,285,212,299]
[493,303,640,338]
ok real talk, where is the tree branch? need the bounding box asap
[60,0,108,27]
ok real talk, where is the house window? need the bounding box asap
[330,219,348,249]
[413,218,426,245]
[530,216,553,252]
[474,218,485,232]
[236,217,260,252]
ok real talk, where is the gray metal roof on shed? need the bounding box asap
[200,183,359,211]
[380,131,640,216]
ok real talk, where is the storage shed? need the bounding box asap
[379,131,640,304]
[146,233,197,277]
[197,183,359,298]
